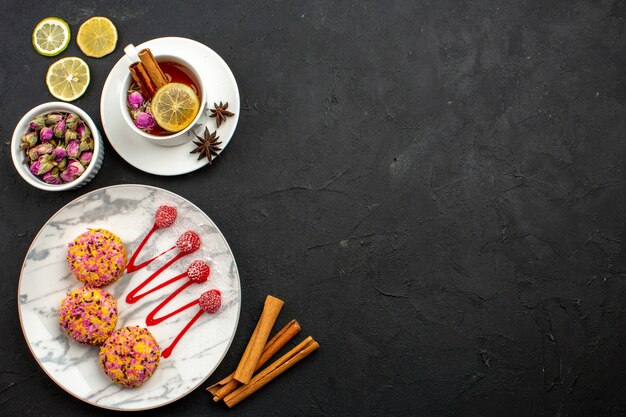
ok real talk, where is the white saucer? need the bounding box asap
[100,37,240,176]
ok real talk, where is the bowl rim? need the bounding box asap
[119,54,207,142]
[11,101,102,192]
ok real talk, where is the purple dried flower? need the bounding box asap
[134,111,155,130]
[45,113,63,126]
[29,160,41,176]
[128,91,145,110]
[77,124,91,140]
[52,147,67,162]
[66,140,80,158]
[65,130,78,143]
[79,136,94,152]
[79,151,93,166]
[27,143,54,161]
[65,113,80,131]
[60,159,85,183]
[39,127,54,143]
[31,155,54,176]
[43,171,62,185]
[53,120,66,138]
[29,116,46,130]
[19,132,39,150]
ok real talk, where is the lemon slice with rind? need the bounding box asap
[151,83,200,132]
[46,57,90,101]
[77,17,118,58]
[32,17,70,56]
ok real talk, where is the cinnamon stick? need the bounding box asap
[223,336,320,408]
[129,63,158,97]
[232,295,284,384]
[207,319,301,400]
[138,48,168,89]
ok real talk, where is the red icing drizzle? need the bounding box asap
[126,205,178,273]
[125,231,201,304]
[146,281,198,326]
[124,206,222,359]
[162,310,204,358]
[145,287,222,359]
[126,238,175,273]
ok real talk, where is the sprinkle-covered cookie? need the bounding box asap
[99,326,161,388]
[59,286,118,345]
[67,228,127,287]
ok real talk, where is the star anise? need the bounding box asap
[209,101,235,128]
[190,127,222,164]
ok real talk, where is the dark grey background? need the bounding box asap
[1,1,625,416]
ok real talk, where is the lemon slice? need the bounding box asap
[46,57,90,101]
[151,83,200,132]
[32,17,70,56]
[76,17,118,58]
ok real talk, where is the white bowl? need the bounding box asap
[120,51,208,147]
[11,102,104,191]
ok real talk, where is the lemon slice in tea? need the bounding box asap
[46,57,90,101]
[32,17,70,56]
[151,83,200,132]
[77,17,118,58]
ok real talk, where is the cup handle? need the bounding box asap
[124,44,140,64]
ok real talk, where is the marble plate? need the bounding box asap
[18,185,241,410]
[100,37,240,176]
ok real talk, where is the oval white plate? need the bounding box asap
[100,37,240,176]
[18,185,241,410]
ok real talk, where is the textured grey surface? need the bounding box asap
[0,0,625,416]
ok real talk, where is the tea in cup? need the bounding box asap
[121,44,207,147]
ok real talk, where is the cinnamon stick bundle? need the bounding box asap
[138,48,168,89]
[232,295,284,384]
[130,63,158,97]
[207,319,301,401]
[223,336,320,408]
[128,48,168,98]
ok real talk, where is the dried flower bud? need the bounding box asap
[45,113,63,126]
[31,155,55,176]
[66,140,80,159]
[60,159,85,182]
[42,170,62,185]
[29,116,46,130]
[65,113,80,131]
[128,91,145,110]
[52,147,67,162]
[79,151,93,166]
[65,130,78,143]
[27,143,54,161]
[56,158,67,170]
[79,136,94,152]
[77,124,91,140]
[134,112,155,130]
[39,127,54,143]
[53,120,66,138]
[27,148,38,162]
[29,160,41,176]
[19,132,39,150]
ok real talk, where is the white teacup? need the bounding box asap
[120,44,208,147]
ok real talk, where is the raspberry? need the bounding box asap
[198,289,221,314]
[186,260,210,283]
[176,231,201,254]
[155,205,177,229]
